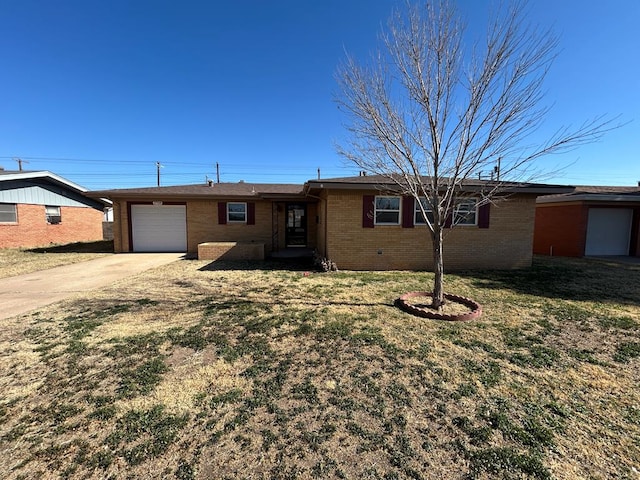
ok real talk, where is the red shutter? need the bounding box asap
[218,202,227,225]
[362,195,375,228]
[478,203,490,228]
[402,196,414,228]
[247,202,256,225]
[444,211,452,228]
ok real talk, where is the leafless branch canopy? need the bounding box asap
[336,0,616,234]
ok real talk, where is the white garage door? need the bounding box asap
[585,208,632,256]
[131,204,187,252]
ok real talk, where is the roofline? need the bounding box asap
[1,170,112,206]
[304,180,574,195]
[87,191,307,201]
[0,170,87,191]
[537,193,640,204]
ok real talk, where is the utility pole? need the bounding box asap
[14,158,28,171]
[216,162,220,184]
[317,167,320,180]
[156,162,162,186]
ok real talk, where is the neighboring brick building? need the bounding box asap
[534,186,640,258]
[90,175,568,270]
[0,170,109,249]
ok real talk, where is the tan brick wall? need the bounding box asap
[316,191,328,255]
[306,202,318,249]
[198,242,265,261]
[112,200,127,253]
[324,189,536,270]
[0,203,103,249]
[269,202,285,250]
[112,199,276,254]
[187,200,273,253]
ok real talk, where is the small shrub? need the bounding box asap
[313,251,338,272]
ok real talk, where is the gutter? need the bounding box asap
[537,193,640,204]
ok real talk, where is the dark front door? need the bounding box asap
[286,204,307,247]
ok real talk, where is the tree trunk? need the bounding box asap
[432,226,445,310]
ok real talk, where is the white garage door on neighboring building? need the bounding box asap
[131,204,187,252]
[585,208,632,256]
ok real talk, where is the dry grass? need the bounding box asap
[0,255,639,479]
[0,240,113,279]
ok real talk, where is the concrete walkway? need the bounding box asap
[0,253,184,320]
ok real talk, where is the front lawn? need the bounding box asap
[0,256,638,479]
[0,240,113,279]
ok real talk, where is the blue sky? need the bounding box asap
[0,0,637,190]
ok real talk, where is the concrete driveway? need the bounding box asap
[0,253,184,320]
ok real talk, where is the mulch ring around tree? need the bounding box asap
[395,291,482,321]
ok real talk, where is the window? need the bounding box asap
[227,202,247,223]
[375,196,400,225]
[454,200,477,226]
[0,203,17,223]
[414,197,434,225]
[413,198,478,226]
[46,205,61,224]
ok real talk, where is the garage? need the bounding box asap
[585,208,632,256]
[130,204,187,252]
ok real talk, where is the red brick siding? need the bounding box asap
[533,203,588,257]
[0,203,103,249]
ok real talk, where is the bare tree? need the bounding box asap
[336,0,613,309]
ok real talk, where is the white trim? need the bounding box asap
[45,205,62,224]
[0,170,87,192]
[454,200,478,226]
[374,195,401,225]
[0,202,17,223]
[227,202,247,223]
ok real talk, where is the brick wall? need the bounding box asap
[322,189,537,270]
[187,200,273,253]
[533,203,588,257]
[316,192,327,255]
[102,222,114,240]
[112,201,127,253]
[198,242,265,261]
[306,202,318,249]
[112,198,319,254]
[0,203,103,249]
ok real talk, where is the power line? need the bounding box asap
[0,155,335,172]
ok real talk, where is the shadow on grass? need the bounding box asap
[27,240,114,254]
[197,257,315,272]
[457,256,640,306]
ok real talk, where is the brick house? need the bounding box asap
[90,175,569,270]
[0,170,108,249]
[533,185,640,258]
